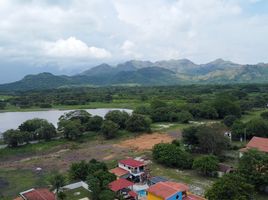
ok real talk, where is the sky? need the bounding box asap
[0,0,268,83]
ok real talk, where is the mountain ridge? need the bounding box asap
[1,59,268,91]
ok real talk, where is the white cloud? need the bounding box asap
[43,37,111,59]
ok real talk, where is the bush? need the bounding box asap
[260,111,268,119]
[177,111,193,123]
[193,155,219,176]
[3,129,25,147]
[152,143,193,169]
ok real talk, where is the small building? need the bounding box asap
[15,188,56,200]
[217,163,234,177]
[110,158,146,182]
[109,178,138,200]
[239,136,268,157]
[147,181,205,200]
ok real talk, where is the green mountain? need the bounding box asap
[1,59,268,91]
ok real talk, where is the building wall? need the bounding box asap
[147,192,164,200]
[167,192,182,200]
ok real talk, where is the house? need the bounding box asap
[14,188,56,200]
[109,178,138,200]
[239,136,268,157]
[147,181,205,200]
[110,158,146,182]
[217,163,234,177]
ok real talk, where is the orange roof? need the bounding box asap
[109,167,129,177]
[148,182,189,199]
[109,178,134,192]
[240,137,268,153]
[21,188,55,200]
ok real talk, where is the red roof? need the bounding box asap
[128,190,138,198]
[240,136,268,153]
[109,167,129,177]
[148,182,189,199]
[119,158,145,168]
[109,178,134,192]
[21,188,56,200]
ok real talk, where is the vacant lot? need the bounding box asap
[114,132,178,151]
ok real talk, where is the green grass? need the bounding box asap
[241,109,266,122]
[0,95,13,100]
[0,169,48,199]
[2,100,139,112]
[149,162,216,195]
[63,187,91,200]
[0,139,68,160]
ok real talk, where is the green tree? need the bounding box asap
[126,114,151,132]
[260,111,268,119]
[105,110,130,129]
[152,143,193,169]
[3,129,25,147]
[182,126,199,146]
[196,124,230,155]
[134,105,151,115]
[86,116,103,131]
[177,111,193,123]
[101,120,119,139]
[245,118,268,138]
[48,172,65,195]
[223,115,237,127]
[59,110,91,124]
[98,190,115,200]
[238,149,268,191]
[36,123,57,141]
[213,96,241,118]
[205,173,255,200]
[57,191,66,200]
[69,160,89,181]
[193,155,219,177]
[231,120,245,140]
[87,175,101,200]
[59,120,83,140]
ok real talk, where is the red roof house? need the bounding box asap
[119,158,145,168]
[109,178,134,192]
[20,188,56,200]
[239,136,268,153]
[109,167,129,177]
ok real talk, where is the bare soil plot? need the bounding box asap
[114,132,176,151]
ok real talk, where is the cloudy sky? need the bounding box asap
[0,0,268,83]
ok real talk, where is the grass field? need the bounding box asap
[63,187,91,200]
[0,169,48,199]
[241,109,266,122]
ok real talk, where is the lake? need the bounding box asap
[0,108,132,137]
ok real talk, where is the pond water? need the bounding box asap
[0,108,132,137]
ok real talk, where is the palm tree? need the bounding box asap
[48,172,65,198]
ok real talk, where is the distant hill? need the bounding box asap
[1,59,268,91]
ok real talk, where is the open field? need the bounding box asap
[241,108,266,122]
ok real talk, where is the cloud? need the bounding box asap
[0,0,267,75]
[43,37,111,59]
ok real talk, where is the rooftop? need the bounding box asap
[148,181,189,199]
[20,188,55,200]
[119,158,145,168]
[109,178,134,192]
[109,167,129,177]
[240,136,268,153]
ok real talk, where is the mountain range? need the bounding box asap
[1,59,268,91]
